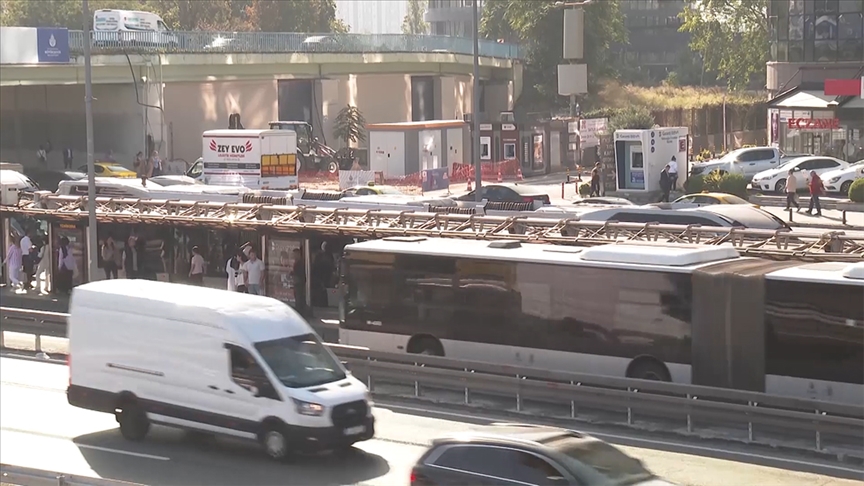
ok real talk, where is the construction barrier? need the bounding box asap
[450,160,521,183]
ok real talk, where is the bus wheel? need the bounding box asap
[626,359,671,382]
[408,336,444,356]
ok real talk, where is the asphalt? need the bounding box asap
[1,357,861,486]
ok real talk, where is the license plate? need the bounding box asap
[343,425,366,436]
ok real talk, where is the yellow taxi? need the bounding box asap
[671,192,754,206]
[341,182,404,197]
[76,162,137,178]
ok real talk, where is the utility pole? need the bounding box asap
[472,0,482,202]
[82,0,98,281]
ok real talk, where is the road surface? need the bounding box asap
[1,357,861,486]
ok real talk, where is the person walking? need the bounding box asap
[784,169,800,212]
[4,236,23,290]
[242,249,265,295]
[658,165,673,203]
[806,170,824,217]
[189,246,205,285]
[134,151,152,187]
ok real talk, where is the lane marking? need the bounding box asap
[1,427,170,461]
[378,403,864,475]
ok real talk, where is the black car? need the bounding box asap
[22,168,86,192]
[454,184,551,205]
[411,425,674,486]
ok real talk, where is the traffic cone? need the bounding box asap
[467,178,473,191]
[497,170,503,183]
[516,168,523,181]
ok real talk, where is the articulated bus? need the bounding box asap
[338,237,864,405]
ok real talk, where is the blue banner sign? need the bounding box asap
[37,28,70,63]
[421,167,450,193]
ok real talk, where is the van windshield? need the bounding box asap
[254,333,346,388]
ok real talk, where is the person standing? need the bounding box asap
[4,236,23,290]
[101,236,119,279]
[589,162,602,197]
[784,169,800,212]
[668,156,679,191]
[242,249,266,296]
[37,145,47,167]
[63,147,74,169]
[149,150,163,177]
[189,246,205,285]
[20,229,33,290]
[56,236,76,295]
[658,165,673,202]
[806,170,824,217]
[134,151,152,187]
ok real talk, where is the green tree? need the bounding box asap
[608,105,655,132]
[1,0,142,28]
[480,0,627,112]
[679,0,768,91]
[402,0,428,35]
[333,105,367,147]
[244,0,341,33]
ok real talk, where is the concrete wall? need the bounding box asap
[0,84,147,168]
[162,80,278,164]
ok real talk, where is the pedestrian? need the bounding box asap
[3,235,23,290]
[34,241,50,294]
[806,170,824,217]
[63,147,74,169]
[189,245,205,285]
[242,249,265,296]
[149,150,163,177]
[101,236,119,279]
[37,145,47,167]
[784,169,800,212]
[668,156,679,190]
[20,229,34,290]
[56,236,77,295]
[124,232,141,279]
[134,151,152,187]
[658,165,672,203]
[590,162,601,197]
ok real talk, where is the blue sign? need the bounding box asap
[630,170,644,185]
[37,28,70,63]
[421,167,450,193]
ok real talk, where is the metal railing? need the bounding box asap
[2,307,863,457]
[0,464,142,486]
[67,30,521,59]
[3,194,863,260]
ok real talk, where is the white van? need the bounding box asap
[66,280,374,460]
[93,9,178,47]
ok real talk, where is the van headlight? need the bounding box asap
[829,176,841,183]
[292,398,325,416]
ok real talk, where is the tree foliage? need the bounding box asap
[608,105,655,132]
[402,0,428,35]
[0,0,345,33]
[333,105,367,147]
[679,0,768,91]
[480,0,627,112]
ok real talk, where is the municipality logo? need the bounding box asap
[49,34,56,47]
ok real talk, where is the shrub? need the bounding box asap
[681,172,748,198]
[717,173,748,198]
[849,178,864,203]
[608,105,655,132]
[578,182,592,197]
[683,175,706,193]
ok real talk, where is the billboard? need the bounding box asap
[0,27,70,64]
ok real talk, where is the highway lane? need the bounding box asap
[1,357,861,486]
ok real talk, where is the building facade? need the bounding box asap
[766,0,863,159]
[619,0,691,82]
[425,0,483,37]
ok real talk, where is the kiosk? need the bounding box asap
[613,128,689,192]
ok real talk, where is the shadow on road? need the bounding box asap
[73,427,390,486]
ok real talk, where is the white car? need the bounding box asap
[750,156,848,193]
[821,160,864,195]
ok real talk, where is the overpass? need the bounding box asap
[0,30,523,167]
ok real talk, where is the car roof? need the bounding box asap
[694,205,787,229]
[487,183,546,195]
[432,425,593,450]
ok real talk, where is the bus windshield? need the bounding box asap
[254,333,346,388]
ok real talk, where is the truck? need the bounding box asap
[202,129,299,190]
[268,121,356,174]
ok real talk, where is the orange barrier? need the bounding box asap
[450,160,521,183]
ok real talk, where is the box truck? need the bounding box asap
[202,129,299,190]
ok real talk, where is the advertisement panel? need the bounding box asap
[36,28,70,63]
[421,167,449,193]
[266,238,302,304]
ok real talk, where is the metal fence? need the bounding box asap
[67,30,521,59]
[2,306,862,457]
[0,464,142,486]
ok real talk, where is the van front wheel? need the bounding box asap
[116,402,150,441]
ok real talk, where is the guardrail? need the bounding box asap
[0,464,143,486]
[67,30,522,59]
[2,307,862,458]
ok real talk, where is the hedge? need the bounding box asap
[683,172,749,199]
[849,178,864,203]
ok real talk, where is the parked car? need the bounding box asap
[342,183,404,197]
[689,146,784,179]
[662,192,752,207]
[571,197,635,206]
[575,205,789,231]
[22,168,86,192]
[749,156,848,193]
[820,160,864,195]
[76,162,137,179]
[410,424,674,486]
[453,183,551,205]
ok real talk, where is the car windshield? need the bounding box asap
[105,165,133,172]
[254,333,346,389]
[549,438,655,485]
[719,194,749,204]
[715,150,741,163]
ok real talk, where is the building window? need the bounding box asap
[840,0,864,13]
[814,39,838,60]
[839,12,863,38]
[789,15,805,40]
[815,15,839,39]
[839,38,864,59]
[790,0,806,15]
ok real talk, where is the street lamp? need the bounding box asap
[82,0,98,281]
[472,0,482,202]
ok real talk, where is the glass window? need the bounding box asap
[434,447,564,484]
[839,13,863,38]
[778,8,790,40]
[815,40,838,60]
[815,15,839,38]
[814,0,840,14]
[266,238,302,304]
[839,39,864,59]
[255,333,347,388]
[789,15,805,39]
[790,0,805,15]
[789,41,805,60]
[839,0,864,13]
[764,281,863,385]
[550,437,654,484]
